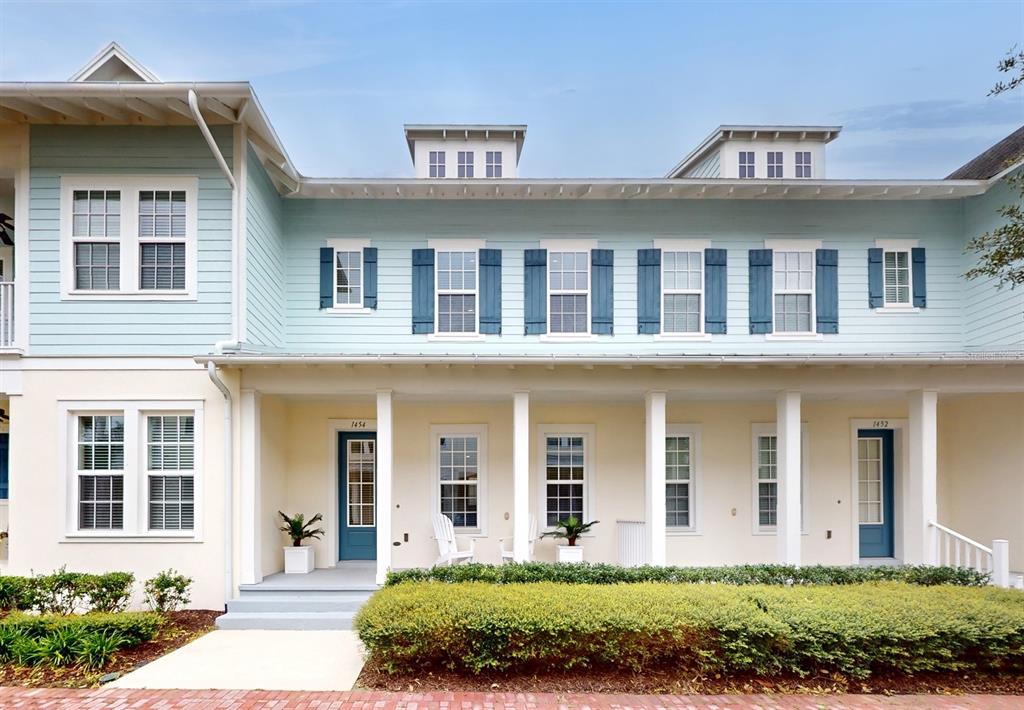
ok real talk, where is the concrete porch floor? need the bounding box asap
[241,561,378,592]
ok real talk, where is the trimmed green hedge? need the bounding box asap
[356,581,1024,677]
[385,562,989,587]
[0,569,135,614]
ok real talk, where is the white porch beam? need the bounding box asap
[513,391,530,562]
[375,390,394,585]
[239,390,262,585]
[905,390,938,564]
[776,391,802,565]
[644,391,667,565]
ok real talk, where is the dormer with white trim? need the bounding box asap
[666,125,840,180]
[405,124,526,179]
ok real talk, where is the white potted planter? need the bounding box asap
[284,545,315,574]
[556,545,584,564]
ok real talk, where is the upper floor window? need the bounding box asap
[662,251,702,334]
[437,250,478,333]
[61,177,198,300]
[486,151,502,178]
[458,151,474,178]
[429,151,446,178]
[883,250,911,305]
[739,151,755,178]
[767,151,783,178]
[335,250,362,307]
[773,251,814,333]
[548,251,589,334]
[795,151,812,178]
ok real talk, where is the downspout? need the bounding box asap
[207,362,234,609]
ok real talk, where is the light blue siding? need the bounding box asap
[961,179,1024,351]
[245,146,285,348]
[29,125,233,355]
[280,198,972,355]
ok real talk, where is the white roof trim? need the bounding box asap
[69,42,160,83]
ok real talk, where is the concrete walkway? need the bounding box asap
[108,629,365,691]
[0,688,1020,709]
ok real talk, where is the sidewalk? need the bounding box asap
[0,688,1020,709]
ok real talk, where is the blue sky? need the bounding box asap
[1,0,1022,179]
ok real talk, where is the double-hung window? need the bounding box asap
[795,151,812,178]
[666,426,700,531]
[773,250,815,333]
[436,250,478,333]
[458,151,474,178]
[434,425,487,533]
[62,177,198,299]
[485,151,502,178]
[542,430,590,527]
[429,151,445,178]
[752,424,807,533]
[767,151,783,178]
[63,401,203,538]
[738,151,755,178]
[335,250,363,307]
[883,249,911,306]
[662,251,703,333]
[548,251,589,334]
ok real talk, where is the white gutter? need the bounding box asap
[188,89,236,191]
[207,362,234,608]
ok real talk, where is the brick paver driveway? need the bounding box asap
[0,688,1020,709]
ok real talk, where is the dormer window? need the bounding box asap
[767,152,783,178]
[429,151,445,178]
[795,152,812,178]
[458,151,474,178]
[739,151,755,179]
[486,151,502,178]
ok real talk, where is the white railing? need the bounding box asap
[929,520,1010,587]
[617,520,646,567]
[0,282,13,348]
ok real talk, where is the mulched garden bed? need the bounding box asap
[357,661,1024,696]
[0,609,220,688]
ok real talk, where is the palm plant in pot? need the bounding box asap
[279,511,324,574]
[541,516,599,563]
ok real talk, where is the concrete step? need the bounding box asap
[227,595,369,614]
[215,610,358,631]
[238,583,379,594]
[237,587,376,599]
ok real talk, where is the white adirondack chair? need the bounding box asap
[432,513,476,565]
[499,515,538,563]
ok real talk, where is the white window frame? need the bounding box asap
[431,424,488,536]
[143,412,198,533]
[666,424,701,535]
[536,424,595,533]
[738,151,755,178]
[656,239,708,338]
[58,400,204,541]
[874,239,919,312]
[764,239,821,340]
[751,423,808,535]
[485,151,502,178]
[540,239,596,339]
[428,239,484,339]
[60,176,199,300]
[457,151,474,178]
[327,238,371,313]
[767,151,783,178]
[795,151,812,179]
[429,151,446,178]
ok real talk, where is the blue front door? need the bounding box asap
[858,429,894,558]
[339,432,377,560]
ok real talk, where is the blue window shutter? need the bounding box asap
[815,248,839,334]
[912,247,927,308]
[319,247,334,309]
[363,247,378,309]
[637,249,661,334]
[411,248,435,334]
[524,249,547,335]
[479,248,502,334]
[748,249,773,334]
[704,248,727,334]
[591,249,614,335]
[867,248,884,308]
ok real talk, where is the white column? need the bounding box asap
[906,390,938,564]
[375,390,394,585]
[644,391,667,566]
[513,391,531,562]
[238,390,262,585]
[776,391,801,566]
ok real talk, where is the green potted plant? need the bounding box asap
[278,511,324,574]
[542,516,599,563]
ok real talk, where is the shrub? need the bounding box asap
[356,581,1024,678]
[79,631,127,669]
[144,569,192,613]
[29,566,91,615]
[0,612,162,668]
[0,575,31,611]
[0,611,163,646]
[384,562,989,588]
[85,572,135,613]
